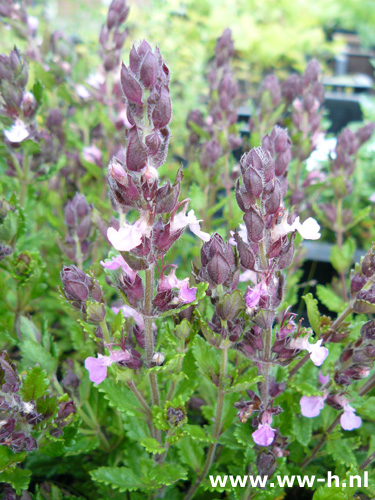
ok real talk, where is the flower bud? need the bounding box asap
[151,352,165,365]
[200,140,221,169]
[21,91,37,117]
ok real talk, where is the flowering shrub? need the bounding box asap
[1,2,375,500]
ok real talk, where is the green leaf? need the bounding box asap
[293,415,312,446]
[177,436,204,471]
[326,437,359,467]
[20,365,49,401]
[302,293,321,335]
[0,210,19,244]
[192,335,220,382]
[289,380,323,397]
[345,206,371,230]
[228,374,263,394]
[313,486,346,500]
[20,339,57,375]
[330,238,356,274]
[0,447,25,470]
[90,467,145,492]
[233,423,253,446]
[18,316,41,343]
[147,461,188,486]
[97,379,143,416]
[183,424,215,443]
[140,438,166,455]
[0,468,32,494]
[316,285,345,314]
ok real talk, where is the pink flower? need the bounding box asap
[27,15,39,32]
[159,268,197,304]
[86,72,105,89]
[340,402,362,431]
[100,255,137,281]
[178,280,197,303]
[290,336,328,366]
[76,84,91,100]
[112,304,144,330]
[117,108,132,129]
[229,224,248,246]
[85,350,131,385]
[318,371,330,385]
[307,340,329,366]
[107,216,151,252]
[171,208,210,242]
[369,193,375,203]
[83,145,102,165]
[245,282,262,309]
[4,120,29,143]
[252,423,276,447]
[300,395,326,418]
[239,269,257,283]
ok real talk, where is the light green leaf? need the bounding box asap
[316,285,346,314]
[140,438,166,455]
[90,467,145,492]
[0,468,31,494]
[302,293,321,335]
[20,365,49,401]
[20,339,57,375]
[330,238,356,274]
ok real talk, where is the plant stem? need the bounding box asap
[258,238,272,404]
[360,450,375,470]
[144,266,161,445]
[144,266,155,365]
[74,233,84,269]
[301,415,341,469]
[336,197,348,301]
[128,380,153,418]
[100,320,111,345]
[223,152,233,223]
[260,326,272,405]
[184,346,228,500]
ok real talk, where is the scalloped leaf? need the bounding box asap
[140,438,166,455]
[302,293,321,335]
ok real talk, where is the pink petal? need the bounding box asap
[118,305,144,330]
[245,283,262,309]
[318,371,330,385]
[110,350,131,363]
[340,409,362,431]
[84,356,109,384]
[300,395,325,418]
[107,225,143,252]
[252,424,275,447]
[178,281,197,303]
[307,340,329,366]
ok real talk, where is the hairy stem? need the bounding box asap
[258,239,272,404]
[301,415,341,469]
[100,320,111,345]
[127,380,152,418]
[144,266,161,444]
[360,450,375,470]
[184,346,229,500]
[336,197,348,301]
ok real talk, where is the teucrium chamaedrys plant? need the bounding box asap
[58,39,375,499]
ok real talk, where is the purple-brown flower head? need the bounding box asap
[197,233,239,290]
